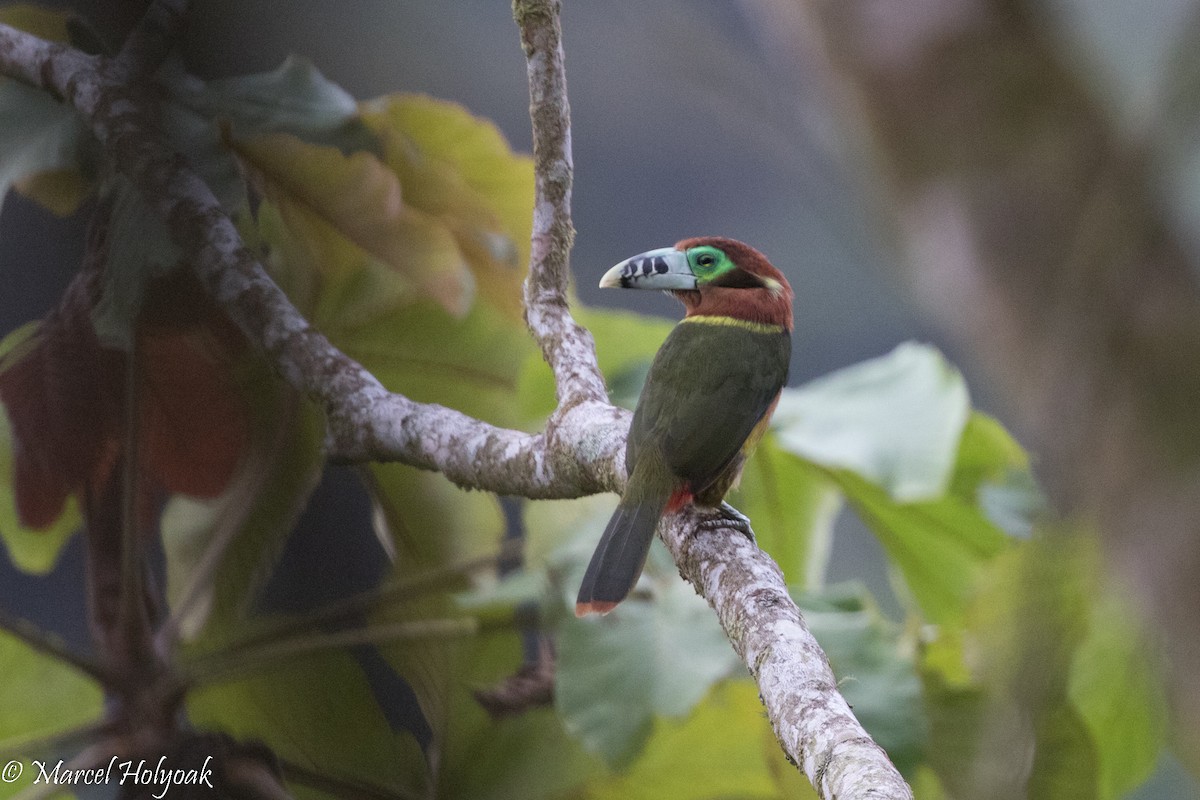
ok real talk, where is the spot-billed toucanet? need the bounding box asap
[576,237,793,616]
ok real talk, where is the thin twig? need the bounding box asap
[514,0,608,408]
[183,618,478,687]
[0,720,110,761]
[205,538,523,662]
[117,338,150,664]
[0,607,111,684]
[155,404,300,652]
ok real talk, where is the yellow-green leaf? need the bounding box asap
[361,95,533,320]
[14,167,90,217]
[732,433,840,590]
[360,94,534,277]
[233,132,473,316]
[0,629,103,754]
[587,680,804,800]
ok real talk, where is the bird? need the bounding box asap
[575,236,793,616]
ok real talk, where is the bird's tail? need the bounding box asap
[575,492,671,616]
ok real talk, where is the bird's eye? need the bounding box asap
[696,253,717,268]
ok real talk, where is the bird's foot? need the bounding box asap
[696,502,755,543]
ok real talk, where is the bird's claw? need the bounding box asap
[696,502,755,543]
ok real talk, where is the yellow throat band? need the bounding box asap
[680,315,787,335]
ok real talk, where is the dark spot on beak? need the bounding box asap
[653,256,668,274]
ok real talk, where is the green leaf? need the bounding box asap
[184,56,360,139]
[438,632,601,800]
[587,680,809,800]
[342,299,533,429]
[922,533,1168,799]
[523,494,616,575]
[0,629,103,753]
[556,579,741,768]
[910,765,951,800]
[731,432,841,590]
[252,92,536,427]
[1028,703,1098,800]
[772,344,1021,623]
[361,96,530,319]
[257,96,540,767]
[798,585,927,776]
[773,342,970,501]
[1068,589,1167,800]
[444,703,599,800]
[835,467,1011,624]
[187,648,428,798]
[453,494,619,624]
[157,56,370,217]
[359,94,535,289]
[953,412,1044,538]
[243,94,534,325]
[368,465,505,574]
[366,465,505,759]
[235,133,474,317]
[919,647,989,800]
[0,80,85,216]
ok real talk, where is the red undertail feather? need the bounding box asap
[664,487,693,514]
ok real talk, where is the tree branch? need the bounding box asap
[0,2,913,796]
[0,7,627,495]
[663,510,913,797]
[514,0,608,410]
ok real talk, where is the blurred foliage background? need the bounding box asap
[0,1,1198,799]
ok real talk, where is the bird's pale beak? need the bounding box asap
[599,247,697,290]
